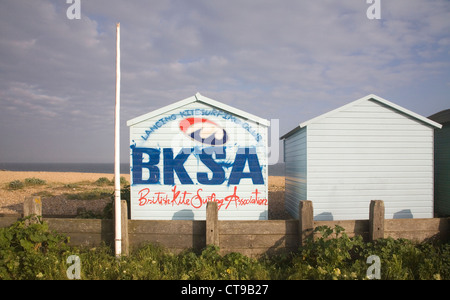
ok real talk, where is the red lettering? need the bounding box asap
[155,191,165,205]
[136,186,267,210]
[138,188,150,206]
[181,190,192,205]
[224,186,239,209]
[191,189,203,209]
[171,185,181,204]
[252,189,260,201]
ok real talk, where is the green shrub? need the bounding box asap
[366,237,450,280]
[0,216,69,280]
[285,225,450,280]
[120,176,129,186]
[24,177,46,186]
[103,185,130,219]
[0,220,448,280]
[287,225,367,280]
[7,178,46,190]
[94,176,128,186]
[95,177,112,186]
[8,180,24,190]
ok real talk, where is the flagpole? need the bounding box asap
[114,22,122,257]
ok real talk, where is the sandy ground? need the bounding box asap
[0,171,289,219]
[0,171,121,217]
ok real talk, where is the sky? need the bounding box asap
[0,0,449,164]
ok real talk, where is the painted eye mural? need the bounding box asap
[179,117,228,145]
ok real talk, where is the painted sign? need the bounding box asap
[128,95,269,220]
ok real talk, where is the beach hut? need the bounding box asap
[429,109,450,217]
[127,93,270,220]
[280,94,442,221]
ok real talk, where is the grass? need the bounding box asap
[32,191,55,198]
[64,189,112,201]
[3,176,125,201]
[2,176,127,218]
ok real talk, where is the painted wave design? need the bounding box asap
[180,118,228,145]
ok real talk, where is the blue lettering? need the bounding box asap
[229,148,264,185]
[179,110,190,118]
[163,148,193,185]
[164,114,176,122]
[131,147,264,186]
[198,147,226,185]
[132,148,160,184]
[202,109,212,116]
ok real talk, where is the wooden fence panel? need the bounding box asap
[0,198,448,257]
[314,220,369,240]
[45,218,114,247]
[128,220,206,252]
[219,220,298,256]
[0,214,20,227]
[385,218,450,242]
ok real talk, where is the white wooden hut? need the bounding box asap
[281,94,442,221]
[127,93,270,220]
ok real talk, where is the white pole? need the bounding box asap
[114,22,122,257]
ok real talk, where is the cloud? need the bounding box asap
[0,0,449,163]
[2,82,68,119]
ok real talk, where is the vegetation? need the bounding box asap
[64,189,111,201]
[94,176,129,186]
[3,176,130,219]
[24,177,47,186]
[8,180,24,190]
[7,178,47,190]
[101,185,131,220]
[287,225,449,280]
[0,218,448,280]
[0,216,69,280]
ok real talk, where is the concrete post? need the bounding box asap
[206,201,219,247]
[369,200,385,241]
[299,200,314,246]
[23,196,42,225]
[121,200,129,256]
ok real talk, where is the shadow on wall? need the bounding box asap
[312,210,416,221]
[315,212,334,221]
[173,209,195,220]
[393,209,414,219]
[259,211,268,220]
[171,208,415,220]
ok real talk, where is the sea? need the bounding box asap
[0,162,286,176]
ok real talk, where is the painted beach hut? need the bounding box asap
[127,93,270,220]
[429,109,450,217]
[280,94,442,221]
